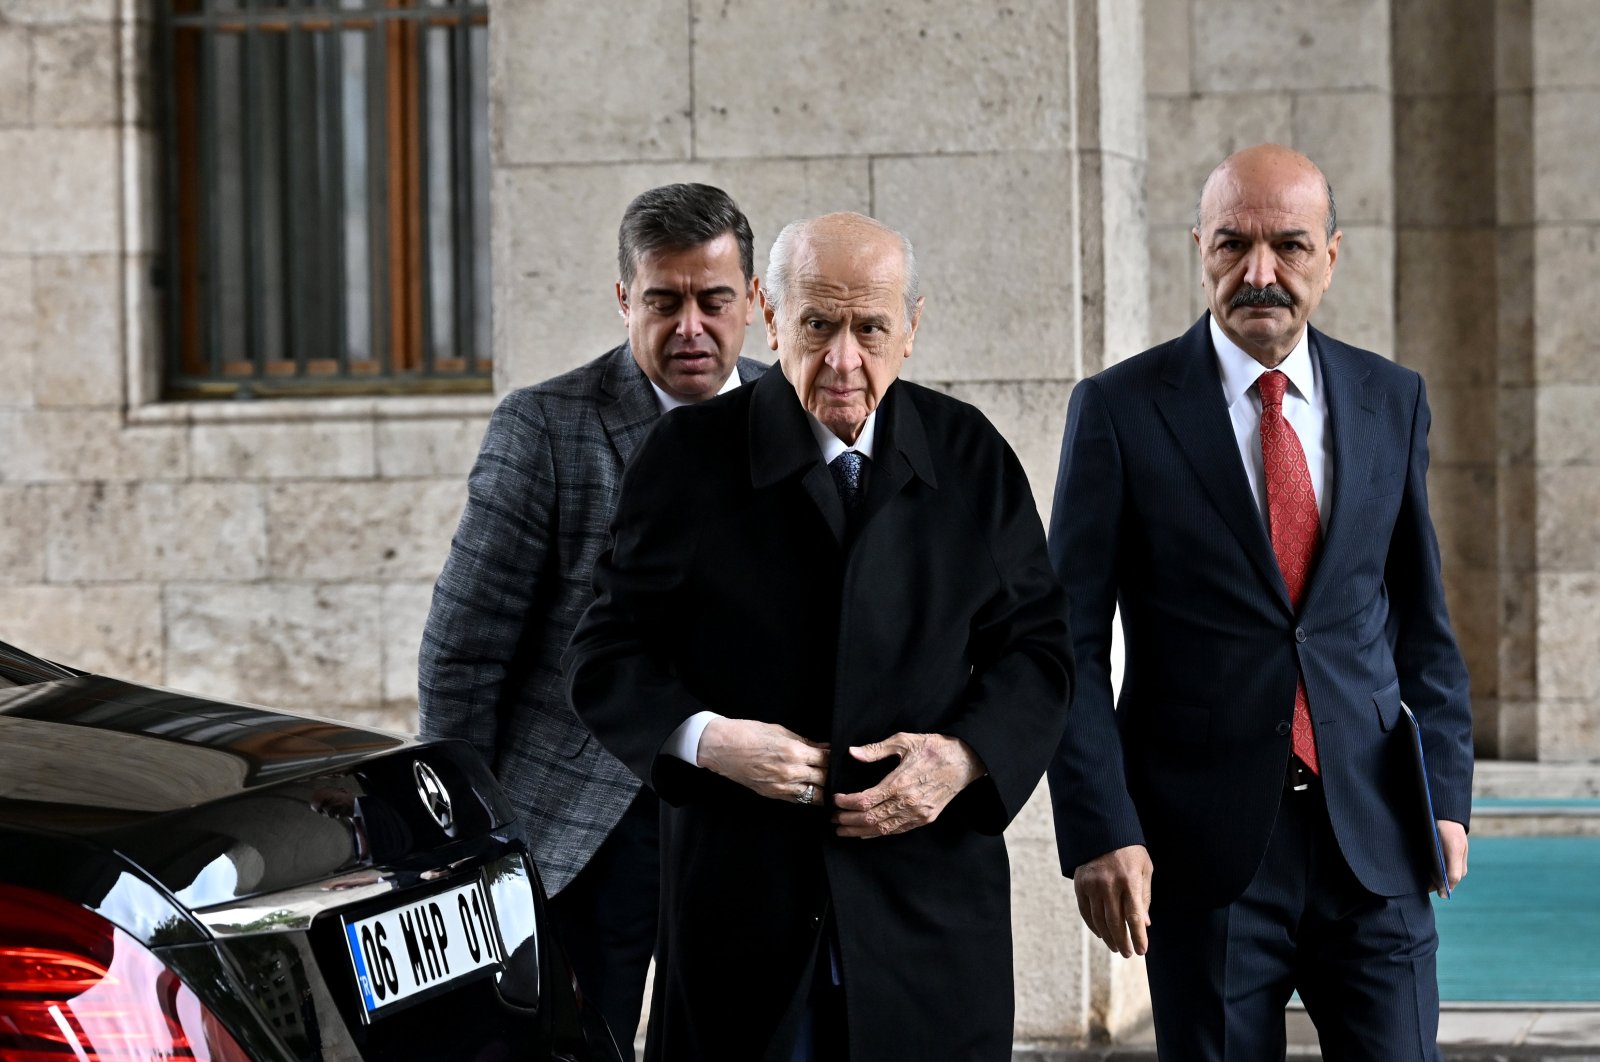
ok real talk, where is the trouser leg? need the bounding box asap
[548,788,661,1062]
[1296,789,1442,1062]
[1145,784,1312,1062]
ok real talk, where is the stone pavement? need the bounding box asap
[1014,1005,1600,1060]
[1015,763,1600,1059]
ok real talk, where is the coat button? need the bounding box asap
[1276,721,1292,736]
[1295,627,1307,643]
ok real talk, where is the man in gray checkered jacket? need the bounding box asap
[418,183,767,1058]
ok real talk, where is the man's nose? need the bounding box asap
[675,303,704,339]
[1242,245,1278,290]
[824,333,863,373]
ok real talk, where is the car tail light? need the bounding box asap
[0,883,253,1061]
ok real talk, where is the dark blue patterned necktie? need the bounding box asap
[830,451,866,517]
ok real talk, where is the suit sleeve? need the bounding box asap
[1045,377,1148,874]
[940,426,1076,834]
[564,415,714,804]
[1385,375,1474,827]
[417,392,554,769]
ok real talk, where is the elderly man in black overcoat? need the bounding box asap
[566,212,1073,1061]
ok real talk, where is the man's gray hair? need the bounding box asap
[765,217,921,329]
[1193,176,1339,243]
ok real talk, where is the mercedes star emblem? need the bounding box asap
[413,761,454,831]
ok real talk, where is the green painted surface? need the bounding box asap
[1435,837,1600,1002]
[1473,798,1600,809]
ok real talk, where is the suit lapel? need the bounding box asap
[734,356,768,387]
[747,368,848,544]
[1153,317,1291,610]
[1299,328,1378,616]
[596,345,660,467]
[856,382,937,529]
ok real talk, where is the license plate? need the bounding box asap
[342,874,508,1018]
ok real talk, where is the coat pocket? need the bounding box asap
[1372,677,1402,731]
[527,702,593,758]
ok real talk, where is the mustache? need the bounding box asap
[1230,284,1294,309]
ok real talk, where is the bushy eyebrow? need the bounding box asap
[641,285,740,300]
[796,305,893,330]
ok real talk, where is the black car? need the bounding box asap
[0,639,621,1061]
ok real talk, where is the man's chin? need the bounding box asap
[663,365,731,400]
[814,411,866,444]
[1226,312,1294,341]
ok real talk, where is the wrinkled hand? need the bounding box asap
[831,733,984,839]
[1437,819,1468,898]
[696,718,829,804]
[1074,845,1153,958]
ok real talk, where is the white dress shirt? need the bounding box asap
[646,364,743,414]
[662,407,879,766]
[1209,316,1332,532]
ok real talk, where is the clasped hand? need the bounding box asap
[696,718,829,804]
[696,723,984,839]
[832,733,984,839]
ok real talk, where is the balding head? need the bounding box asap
[761,212,924,444]
[765,212,921,331]
[1197,144,1338,244]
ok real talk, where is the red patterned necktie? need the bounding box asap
[1258,369,1321,774]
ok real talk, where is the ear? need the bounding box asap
[615,280,630,323]
[745,276,760,327]
[1322,230,1342,293]
[761,285,781,352]
[902,296,925,359]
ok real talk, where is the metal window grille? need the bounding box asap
[161,0,491,399]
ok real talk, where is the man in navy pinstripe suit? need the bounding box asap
[419,184,767,1058]
[1047,145,1473,1060]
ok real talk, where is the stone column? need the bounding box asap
[1391,1,1503,755]
[1522,0,1600,757]
[1044,0,1155,1044]
[1397,0,1600,762]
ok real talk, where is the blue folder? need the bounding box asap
[1400,702,1451,898]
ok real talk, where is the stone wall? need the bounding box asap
[0,0,490,729]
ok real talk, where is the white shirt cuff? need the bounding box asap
[664,710,722,765]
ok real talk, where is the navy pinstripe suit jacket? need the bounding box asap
[417,344,766,893]
[1047,314,1473,908]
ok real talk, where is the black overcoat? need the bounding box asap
[566,369,1073,1061]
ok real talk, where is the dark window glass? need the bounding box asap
[163,0,491,398]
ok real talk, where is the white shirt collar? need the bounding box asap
[648,366,742,415]
[1209,314,1315,409]
[806,409,878,464]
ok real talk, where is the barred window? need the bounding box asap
[163,0,491,399]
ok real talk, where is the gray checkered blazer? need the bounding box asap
[418,344,767,893]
